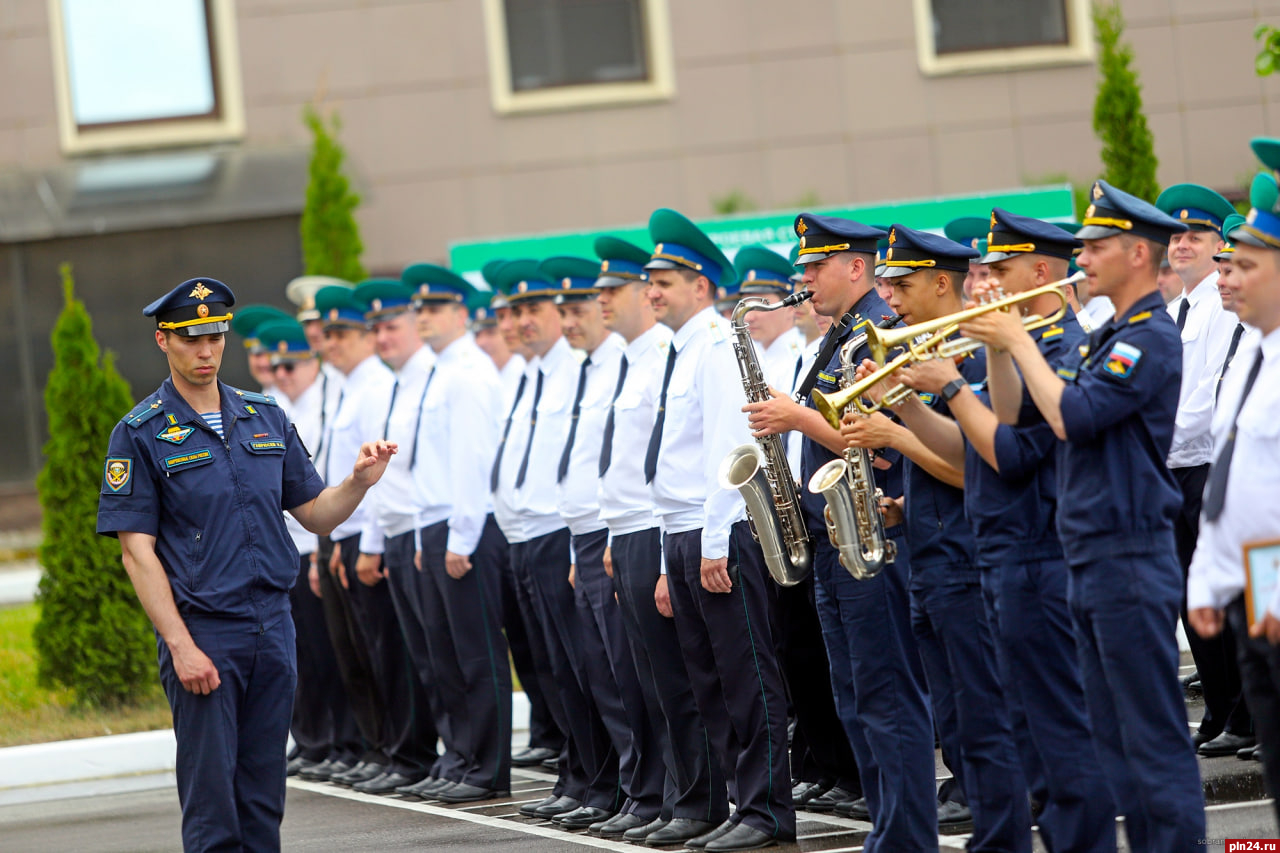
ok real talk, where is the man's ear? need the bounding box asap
[155,329,168,353]
[847,255,865,285]
[934,271,952,297]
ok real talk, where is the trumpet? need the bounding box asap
[861,272,1082,365]
[812,328,955,425]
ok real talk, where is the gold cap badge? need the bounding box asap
[189,282,213,301]
[990,212,998,229]
[796,218,808,236]
[329,308,339,322]
[888,228,897,245]
[1092,183,1104,200]
[197,304,209,318]
[278,341,288,353]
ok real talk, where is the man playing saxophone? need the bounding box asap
[884,210,1117,851]
[844,225,1031,851]
[742,214,937,850]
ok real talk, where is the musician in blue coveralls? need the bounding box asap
[97,278,395,853]
[961,181,1207,851]
[848,224,1032,851]
[892,210,1117,851]
[744,214,938,851]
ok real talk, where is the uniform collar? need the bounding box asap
[1184,270,1220,306]
[849,287,891,328]
[435,332,474,365]
[530,335,572,373]
[1109,289,1166,328]
[395,344,434,378]
[586,331,625,362]
[672,305,721,350]
[1262,325,1280,363]
[347,353,385,382]
[159,377,240,425]
[762,326,802,359]
[625,322,671,361]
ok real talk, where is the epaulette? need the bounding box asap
[1128,311,1152,325]
[123,398,165,429]
[230,387,279,407]
[1040,325,1064,340]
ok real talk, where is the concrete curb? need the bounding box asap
[0,693,531,806]
[0,562,40,606]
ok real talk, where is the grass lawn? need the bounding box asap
[0,603,171,748]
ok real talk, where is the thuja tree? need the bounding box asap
[301,106,366,281]
[33,265,153,706]
[1092,1,1159,202]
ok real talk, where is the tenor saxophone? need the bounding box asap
[806,316,899,580]
[717,291,815,587]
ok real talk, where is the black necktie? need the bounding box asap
[598,355,629,477]
[1203,349,1264,522]
[489,373,527,492]
[1216,324,1246,404]
[557,357,592,483]
[381,379,400,440]
[409,366,436,469]
[644,345,678,484]
[1176,298,1190,331]
[515,369,544,489]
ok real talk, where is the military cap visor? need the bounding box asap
[145,278,236,337]
[646,208,736,287]
[314,285,371,329]
[354,279,417,321]
[402,263,474,306]
[1077,180,1189,243]
[490,259,559,302]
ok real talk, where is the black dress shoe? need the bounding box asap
[804,785,858,813]
[355,771,423,795]
[623,816,668,842]
[297,757,350,782]
[332,761,387,787]
[434,782,509,804]
[705,823,786,852]
[1181,670,1202,696]
[590,811,649,837]
[644,817,718,846]
[287,756,318,777]
[554,806,615,829]
[834,797,870,821]
[1191,727,1221,748]
[686,819,734,849]
[518,794,561,817]
[512,746,559,767]
[541,756,561,771]
[790,781,827,806]
[396,776,442,798]
[529,794,581,818]
[1199,731,1256,757]
[937,799,972,826]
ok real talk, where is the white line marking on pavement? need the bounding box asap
[1206,798,1274,812]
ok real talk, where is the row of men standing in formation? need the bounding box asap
[238,159,1278,852]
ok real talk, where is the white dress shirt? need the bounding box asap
[759,326,805,393]
[598,323,672,538]
[787,335,824,482]
[492,336,577,544]
[1167,272,1238,467]
[1081,295,1115,331]
[1213,321,1262,409]
[1187,328,1280,617]
[364,345,436,545]
[499,353,527,413]
[651,306,751,560]
[318,354,395,544]
[412,333,502,556]
[282,372,324,555]
[557,333,625,536]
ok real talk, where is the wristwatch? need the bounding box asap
[940,377,967,402]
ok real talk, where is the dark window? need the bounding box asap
[61,0,220,129]
[930,0,1069,55]
[504,0,649,92]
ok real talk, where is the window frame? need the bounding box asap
[482,0,675,115]
[911,0,1093,77]
[47,0,245,155]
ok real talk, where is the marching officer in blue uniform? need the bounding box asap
[961,180,1207,851]
[97,277,394,852]
[894,210,1119,850]
[849,224,1032,851]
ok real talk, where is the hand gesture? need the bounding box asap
[352,440,398,487]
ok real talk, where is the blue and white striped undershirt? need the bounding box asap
[200,412,224,439]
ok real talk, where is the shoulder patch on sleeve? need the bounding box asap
[230,388,279,407]
[102,457,133,494]
[1102,341,1143,381]
[124,399,165,429]
[1127,311,1152,325]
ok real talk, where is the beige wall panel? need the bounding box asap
[1173,18,1267,107]
[1120,0,1173,26]
[0,128,22,164]
[753,54,846,144]
[369,89,466,180]
[841,49,929,135]
[1015,118,1102,185]
[1145,109,1187,187]
[593,157,683,226]
[744,0,839,55]
[1125,23,1180,112]
[849,133,935,202]
[370,1,458,86]
[1169,0,1255,21]
[464,172,512,236]
[18,122,59,168]
[260,8,373,100]
[2,0,49,35]
[502,164,601,233]
[245,103,305,145]
[678,148,769,217]
[923,71,1016,129]
[1011,65,1097,123]
[582,103,679,161]
[447,0,490,82]
[763,141,852,209]
[459,84,504,170]
[670,62,761,150]
[0,35,54,128]
[934,127,1019,195]
[669,0,752,65]
[834,0,916,50]
[494,110,590,169]
[360,175,468,268]
[1181,104,1269,187]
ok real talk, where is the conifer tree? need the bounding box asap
[1092,2,1159,202]
[301,106,367,281]
[33,265,153,706]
